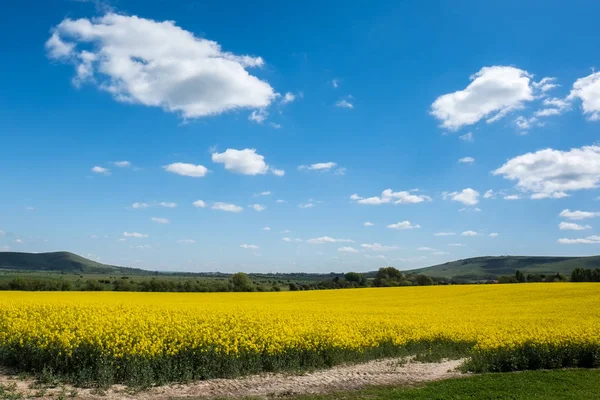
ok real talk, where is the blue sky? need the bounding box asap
[2,0,600,272]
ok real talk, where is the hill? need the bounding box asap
[0,251,145,274]
[407,255,600,281]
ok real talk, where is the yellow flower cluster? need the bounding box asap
[1,284,599,361]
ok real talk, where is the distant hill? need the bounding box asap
[406,255,600,281]
[0,251,145,274]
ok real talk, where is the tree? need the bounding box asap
[373,267,404,287]
[515,270,526,283]
[416,274,434,286]
[344,272,367,287]
[230,272,254,292]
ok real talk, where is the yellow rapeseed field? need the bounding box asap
[1,284,599,383]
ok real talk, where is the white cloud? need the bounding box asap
[459,132,473,142]
[335,99,354,109]
[442,188,480,206]
[461,230,478,236]
[364,222,374,227]
[159,202,177,208]
[307,236,354,244]
[530,192,568,200]
[433,251,449,255]
[493,146,600,197]
[483,190,495,199]
[352,189,432,205]
[299,203,315,209]
[178,239,196,244]
[558,236,600,244]
[434,232,456,236]
[298,162,337,171]
[417,247,436,251]
[131,202,149,209]
[276,199,286,203]
[333,167,346,175]
[249,109,268,124]
[212,202,243,212]
[262,227,271,231]
[212,148,273,175]
[387,221,420,230]
[92,166,110,175]
[331,79,339,88]
[240,244,259,249]
[281,92,296,104]
[559,209,600,220]
[255,191,271,196]
[338,246,359,253]
[46,13,276,119]
[361,243,399,251]
[113,161,131,168]
[489,233,499,237]
[431,66,537,130]
[163,163,208,177]
[532,77,559,92]
[123,232,148,238]
[271,168,285,177]
[458,157,475,164]
[250,204,266,212]
[534,108,561,117]
[14,239,24,244]
[193,200,206,208]
[151,217,169,224]
[568,71,600,121]
[134,245,151,249]
[448,243,466,247]
[504,194,521,200]
[514,116,543,132]
[559,222,591,231]
[270,122,282,129]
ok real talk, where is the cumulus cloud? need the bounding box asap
[249,204,265,211]
[559,222,591,231]
[92,166,110,175]
[387,221,420,230]
[298,162,337,171]
[568,71,600,121]
[489,233,499,237]
[163,163,208,177]
[192,200,206,208]
[558,236,600,244]
[262,227,271,231]
[249,109,268,124]
[448,243,466,247]
[364,222,374,227]
[307,236,354,244]
[131,202,149,209]
[123,232,148,238]
[483,190,495,199]
[504,194,521,200]
[212,202,243,212]
[298,203,315,209]
[442,188,480,206]
[113,161,131,168]
[417,247,436,251]
[46,13,276,119]
[458,157,475,164]
[178,239,196,244]
[461,231,478,236]
[434,232,456,236]
[212,148,282,176]
[352,189,432,205]
[240,244,259,249]
[338,246,359,253]
[431,66,539,130]
[530,192,568,200]
[255,191,271,196]
[361,243,399,251]
[281,92,296,104]
[559,209,600,220]
[459,132,473,142]
[335,98,354,109]
[493,145,600,197]
[159,202,177,208]
[151,217,169,224]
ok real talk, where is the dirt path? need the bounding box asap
[0,358,466,399]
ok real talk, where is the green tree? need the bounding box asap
[373,267,404,287]
[515,270,526,283]
[344,272,367,287]
[230,272,254,292]
[416,274,434,286]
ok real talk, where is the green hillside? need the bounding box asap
[407,255,600,281]
[0,251,143,274]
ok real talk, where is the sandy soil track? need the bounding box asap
[0,358,465,399]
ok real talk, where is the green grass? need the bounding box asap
[292,369,600,400]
